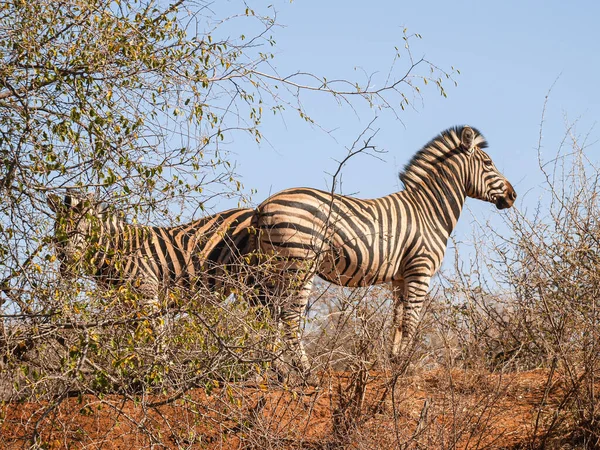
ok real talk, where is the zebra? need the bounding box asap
[47,193,256,306]
[46,193,329,382]
[255,126,517,373]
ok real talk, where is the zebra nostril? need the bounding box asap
[510,191,517,201]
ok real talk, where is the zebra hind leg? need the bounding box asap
[269,270,317,386]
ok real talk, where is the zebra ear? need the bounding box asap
[67,192,90,211]
[460,126,476,154]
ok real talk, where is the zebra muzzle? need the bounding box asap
[495,183,517,210]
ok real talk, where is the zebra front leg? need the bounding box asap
[146,293,169,360]
[396,275,431,361]
[390,279,405,358]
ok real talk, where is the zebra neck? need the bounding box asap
[406,173,467,235]
[91,219,136,275]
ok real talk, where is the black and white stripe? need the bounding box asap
[47,194,255,302]
[255,126,517,370]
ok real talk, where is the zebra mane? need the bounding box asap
[399,125,488,189]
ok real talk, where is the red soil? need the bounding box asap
[0,369,587,449]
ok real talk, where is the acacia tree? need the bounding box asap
[0,0,455,446]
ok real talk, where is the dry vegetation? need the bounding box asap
[1,126,599,449]
[1,1,599,448]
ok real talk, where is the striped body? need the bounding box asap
[256,126,517,370]
[258,187,450,287]
[48,195,255,300]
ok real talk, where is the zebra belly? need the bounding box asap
[316,244,399,287]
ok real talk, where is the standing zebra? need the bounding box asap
[46,194,322,381]
[47,193,256,304]
[255,126,517,374]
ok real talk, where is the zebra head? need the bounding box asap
[460,126,517,210]
[47,193,107,277]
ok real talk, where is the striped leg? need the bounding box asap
[262,257,316,384]
[147,294,169,358]
[390,279,405,358]
[276,272,314,375]
[399,274,431,354]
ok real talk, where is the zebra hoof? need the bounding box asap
[286,370,318,388]
[272,364,318,388]
[389,353,411,374]
[299,370,319,388]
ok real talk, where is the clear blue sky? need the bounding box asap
[213,0,599,255]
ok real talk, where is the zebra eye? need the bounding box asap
[483,160,493,168]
